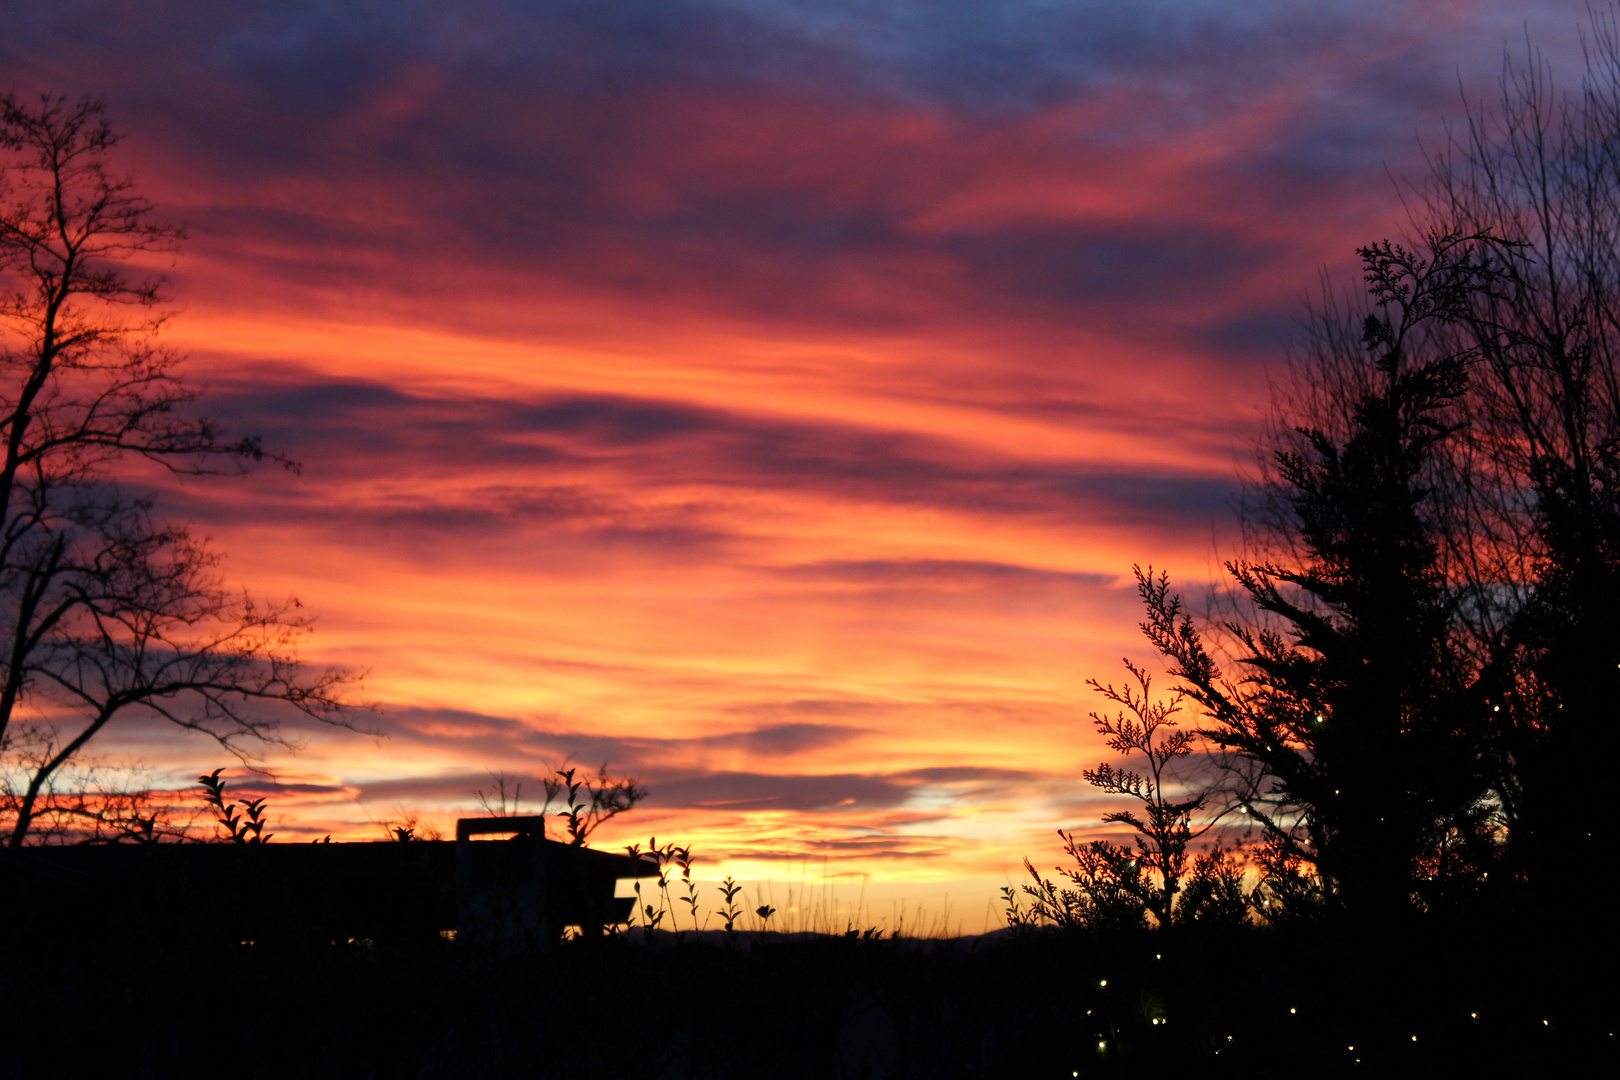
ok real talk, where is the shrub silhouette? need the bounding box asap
[197,768,273,844]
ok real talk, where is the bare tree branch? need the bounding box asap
[0,94,365,847]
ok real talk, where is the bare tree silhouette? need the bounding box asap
[0,94,362,846]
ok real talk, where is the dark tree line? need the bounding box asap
[1026,18,1620,928]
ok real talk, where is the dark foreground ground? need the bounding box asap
[2,895,1609,1080]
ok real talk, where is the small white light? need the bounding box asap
[1099,979,1107,987]
[1098,1041,1105,1051]
[1290,1008,1296,1014]
[1411,1035,1417,1042]
[1152,1019,1160,1025]
[1470,1012,1477,1019]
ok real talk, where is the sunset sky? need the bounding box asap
[1,0,1587,930]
